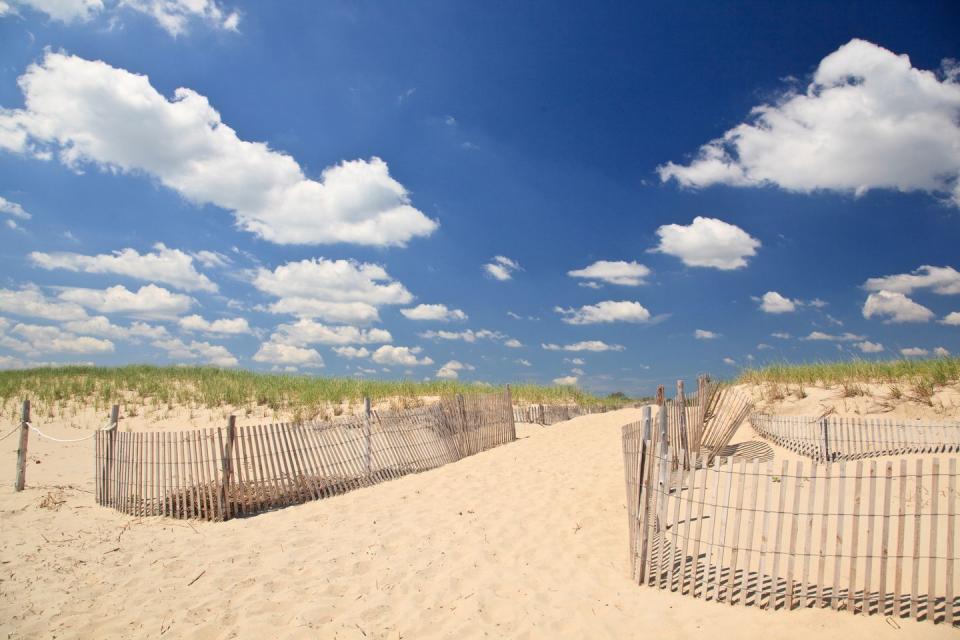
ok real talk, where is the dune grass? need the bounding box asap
[739,357,960,387]
[0,365,627,415]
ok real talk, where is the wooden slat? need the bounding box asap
[710,457,735,602]
[894,459,908,618]
[879,462,893,617]
[771,459,790,610]
[816,463,832,608]
[786,461,803,610]
[946,458,956,626]
[848,460,864,615]
[679,451,698,594]
[801,462,818,608]
[910,458,923,620]
[725,458,748,604]
[689,453,709,598]
[863,461,878,617]
[757,460,774,608]
[928,458,940,624]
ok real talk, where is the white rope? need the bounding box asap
[26,421,116,443]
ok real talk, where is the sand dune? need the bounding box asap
[0,408,954,639]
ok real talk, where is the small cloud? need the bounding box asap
[694,329,719,340]
[934,346,950,357]
[758,291,798,314]
[553,375,578,386]
[723,357,737,366]
[900,347,929,357]
[484,256,520,281]
[855,341,884,353]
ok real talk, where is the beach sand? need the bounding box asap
[0,401,956,639]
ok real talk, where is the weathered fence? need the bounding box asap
[512,402,628,425]
[751,413,960,462]
[95,390,515,521]
[623,428,960,626]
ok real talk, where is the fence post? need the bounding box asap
[642,405,652,440]
[220,416,236,521]
[14,399,29,491]
[104,404,119,505]
[656,393,669,531]
[363,397,372,476]
[820,417,831,462]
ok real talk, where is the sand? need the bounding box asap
[737,382,960,421]
[0,399,956,639]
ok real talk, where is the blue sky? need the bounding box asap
[0,1,959,396]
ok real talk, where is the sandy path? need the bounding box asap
[0,408,954,639]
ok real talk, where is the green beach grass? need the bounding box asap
[0,365,628,415]
[738,357,960,388]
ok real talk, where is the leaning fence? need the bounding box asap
[95,390,515,521]
[751,413,960,462]
[512,403,625,425]
[623,425,959,626]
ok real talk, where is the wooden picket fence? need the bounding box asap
[95,390,515,521]
[512,403,620,425]
[623,425,959,626]
[751,414,960,462]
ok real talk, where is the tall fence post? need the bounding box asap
[656,389,669,531]
[363,397,372,476]
[14,399,30,491]
[220,416,236,521]
[104,404,119,505]
[821,417,831,463]
[642,405,652,440]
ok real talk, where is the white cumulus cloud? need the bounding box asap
[0,284,88,321]
[178,314,251,335]
[653,217,760,270]
[436,360,474,380]
[694,329,718,340]
[567,260,650,286]
[862,290,934,323]
[802,331,865,342]
[552,375,578,386]
[58,284,194,319]
[332,346,370,359]
[863,265,960,296]
[555,300,652,325]
[854,341,885,353]
[758,291,798,314]
[252,340,322,368]
[419,329,504,343]
[6,321,114,354]
[253,258,412,325]
[0,52,436,246]
[30,243,216,292]
[400,304,467,322]
[483,255,520,281]
[658,39,960,207]
[900,347,929,357]
[943,312,960,326]
[371,345,433,366]
[0,195,31,220]
[542,341,624,352]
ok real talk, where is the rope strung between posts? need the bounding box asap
[26,421,117,443]
[0,423,21,442]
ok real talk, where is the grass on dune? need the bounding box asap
[0,366,629,416]
[738,357,960,387]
